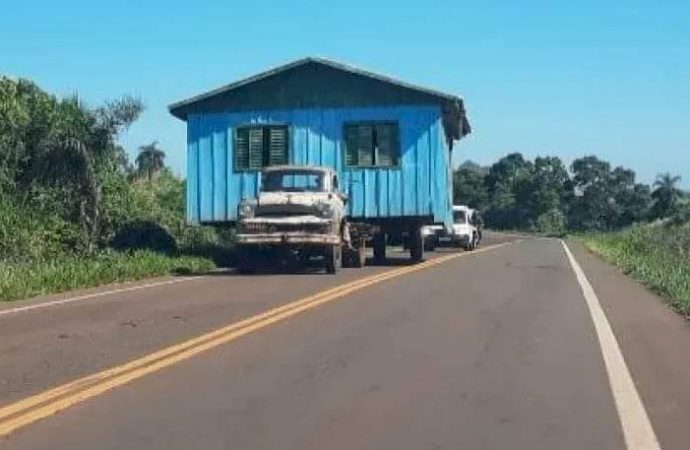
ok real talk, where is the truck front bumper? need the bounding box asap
[236,233,340,246]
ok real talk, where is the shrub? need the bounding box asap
[111,220,178,254]
[535,209,567,236]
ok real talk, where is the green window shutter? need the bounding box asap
[235,127,250,170]
[345,125,359,167]
[267,126,288,166]
[375,123,399,167]
[357,124,374,166]
[248,127,264,169]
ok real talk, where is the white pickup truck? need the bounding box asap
[422,205,481,251]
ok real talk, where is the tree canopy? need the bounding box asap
[453,153,683,233]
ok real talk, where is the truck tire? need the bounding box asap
[325,245,342,274]
[373,232,386,264]
[235,248,257,274]
[426,239,436,252]
[410,227,425,262]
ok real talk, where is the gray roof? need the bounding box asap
[169,57,471,142]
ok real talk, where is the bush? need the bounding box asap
[111,220,178,254]
[535,209,567,236]
[669,201,690,226]
[0,195,87,262]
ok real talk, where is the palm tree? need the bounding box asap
[136,141,166,182]
[651,172,682,219]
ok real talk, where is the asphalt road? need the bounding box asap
[2,233,690,449]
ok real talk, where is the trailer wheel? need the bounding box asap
[325,245,342,274]
[373,232,386,264]
[410,227,425,262]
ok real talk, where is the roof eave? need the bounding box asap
[168,57,466,122]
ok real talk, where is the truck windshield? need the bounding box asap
[262,170,327,193]
[453,211,467,224]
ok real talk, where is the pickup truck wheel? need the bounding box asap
[325,245,342,274]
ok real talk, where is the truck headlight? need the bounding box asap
[238,201,254,219]
[421,227,433,237]
[314,201,334,218]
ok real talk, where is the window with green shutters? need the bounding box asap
[344,122,400,168]
[234,125,289,170]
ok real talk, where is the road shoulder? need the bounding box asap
[568,240,690,450]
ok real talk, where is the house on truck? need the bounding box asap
[169,57,471,263]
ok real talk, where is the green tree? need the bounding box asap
[453,161,489,209]
[569,157,651,230]
[0,76,143,252]
[136,141,166,182]
[569,156,612,230]
[485,153,534,228]
[527,156,570,218]
[651,173,682,219]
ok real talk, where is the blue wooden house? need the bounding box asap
[169,57,471,229]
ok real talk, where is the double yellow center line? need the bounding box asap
[0,242,511,437]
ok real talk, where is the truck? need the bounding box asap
[168,57,471,271]
[234,166,357,273]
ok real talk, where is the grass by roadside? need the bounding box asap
[0,251,216,302]
[585,223,690,316]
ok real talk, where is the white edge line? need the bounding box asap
[0,276,207,317]
[561,240,661,450]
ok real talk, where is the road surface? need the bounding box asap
[2,233,690,449]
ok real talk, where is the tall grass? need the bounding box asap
[0,251,215,302]
[586,223,690,316]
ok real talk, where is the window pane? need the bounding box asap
[267,126,288,166]
[345,122,399,168]
[357,125,375,166]
[345,125,359,166]
[235,128,250,170]
[376,123,398,167]
[263,170,326,192]
[248,128,264,169]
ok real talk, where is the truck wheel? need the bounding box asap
[410,227,425,262]
[325,245,342,274]
[426,239,436,252]
[373,232,386,264]
[236,248,257,274]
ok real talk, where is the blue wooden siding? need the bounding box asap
[186,105,453,227]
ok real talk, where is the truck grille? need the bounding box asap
[241,222,329,234]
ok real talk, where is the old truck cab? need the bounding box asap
[235,166,348,273]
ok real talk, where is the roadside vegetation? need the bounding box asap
[585,221,690,316]
[0,76,229,302]
[0,251,215,302]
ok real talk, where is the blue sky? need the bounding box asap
[2,0,688,186]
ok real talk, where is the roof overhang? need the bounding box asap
[169,57,471,144]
